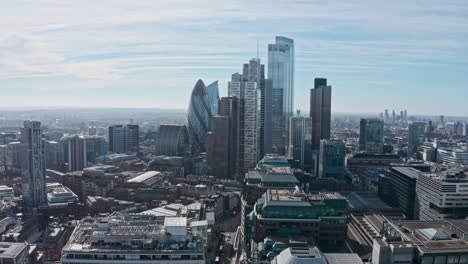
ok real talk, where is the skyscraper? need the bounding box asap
[108,125,140,154]
[124,125,140,153]
[243,58,273,159]
[187,80,212,155]
[21,121,47,208]
[229,69,259,174]
[319,139,346,178]
[268,36,295,154]
[206,81,219,117]
[310,78,332,149]
[359,118,384,154]
[67,135,87,172]
[207,97,239,178]
[108,125,125,153]
[408,121,426,157]
[289,111,313,171]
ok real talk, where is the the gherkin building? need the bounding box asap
[187,79,212,155]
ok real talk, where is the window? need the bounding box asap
[422,257,434,264]
[448,256,459,264]
[460,255,468,264]
[434,256,447,264]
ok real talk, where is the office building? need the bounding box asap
[0,242,30,264]
[125,124,139,153]
[243,58,273,159]
[417,168,468,220]
[21,121,47,208]
[108,124,139,154]
[187,79,212,155]
[45,140,64,171]
[61,214,205,264]
[378,167,419,219]
[206,80,219,117]
[207,97,238,178]
[0,185,14,201]
[268,36,295,154]
[65,135,87,172]
[0,145,6,171]
[408,121,426,157]
[6,141,23,170]
[310,78,331,149]
[247,189,347,261]
[85,136,108,162]
[155,125,189,156]
[271,247,362,264]
[229,66,260,174]
[346,153,402,169]
[359,118,384,154]
[437,147,468,165]
[289,112,312,171]
[319,139,345,178]
[373,218,468,264]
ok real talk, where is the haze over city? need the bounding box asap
[1,0,467,115]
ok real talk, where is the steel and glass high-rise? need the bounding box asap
[268,36,294,155]
[289,112,313,171]
[408,121,426,157]
[187,79,212,155]
[359,118,384,154]
[207,97,239,179]
[206,81,219,117]
[108,125,139,154]
[310,78,332,149]
[21,121,47,208]
[229,70,259,174]
[319,139,345,178]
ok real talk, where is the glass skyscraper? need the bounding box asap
[188,79,212,155]
[268,36,295,155]
[206,81,219,117]
[289,113,313,172]
[319,139,346,178]
[359,118,384,154]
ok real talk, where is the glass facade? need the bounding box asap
[289,116,313,171]
[359,118,384,154]
[188,79,212,155]
[319,139,346,178]
[206,81,219,117]
[268,36,294,155]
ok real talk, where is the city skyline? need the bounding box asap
[1,1,468,116]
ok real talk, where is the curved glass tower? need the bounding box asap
[206,81,219,117]
[188,79,212,154]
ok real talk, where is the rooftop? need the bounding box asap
[127,171,160,183]
[385,220,468,253]
[63,214,203,253]
[0,242,28,258]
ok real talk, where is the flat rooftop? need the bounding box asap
[64,214,201,253]
[390,220,468,253]
[0,242,27,258]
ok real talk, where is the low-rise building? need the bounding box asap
[61,214,206,264]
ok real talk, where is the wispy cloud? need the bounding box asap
[0,0,467,114]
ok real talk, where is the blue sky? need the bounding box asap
[1,0,467,116]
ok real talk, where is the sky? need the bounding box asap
[1,0,468,116]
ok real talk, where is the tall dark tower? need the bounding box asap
[310,78,332,149]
